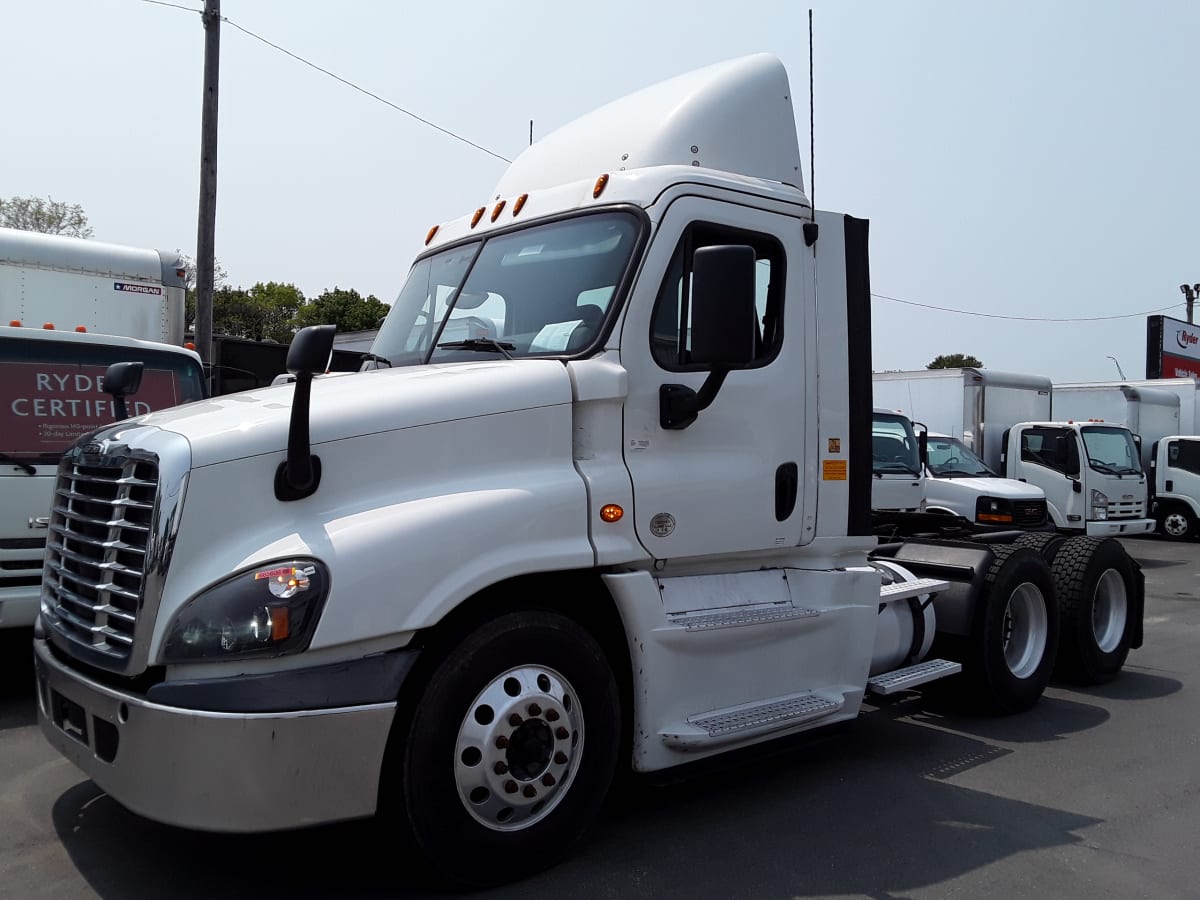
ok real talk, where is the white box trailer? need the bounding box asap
[1056,377,1200,434]
[1053,382,1200,540]
[0,227,186,345]
[874,369,1153,536]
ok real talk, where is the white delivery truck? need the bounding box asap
[874,368,1154,537]
[34,56,1145,885]
[0,229,202,629]
[1053,382,1200,540]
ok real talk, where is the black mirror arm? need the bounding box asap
[660,367,730,430]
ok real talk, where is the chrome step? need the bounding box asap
[661,691,843,748]
[880,577,949,602]
[668,605,820,632]
[867,658,962,695]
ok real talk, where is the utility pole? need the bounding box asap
[1181,284,1199,324]
[195,0,221,370]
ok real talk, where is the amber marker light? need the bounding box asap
[75,325,87,332]
[269,606,291,641]
[425,224,440,245]
[491,199,506,222]
[470,207,486,228]
[512,193,528,216]
[43,322,55,330]
[8,320,21,327]
[600,504,624,523]
[592,174,610,199]
[184,341,196,350]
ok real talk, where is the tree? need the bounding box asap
[212,281,306,343]
[928,353,983,369]
[294,286,390,333]
[0,195,93,238]
[178,252,229,332]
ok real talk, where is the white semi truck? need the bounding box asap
[1053,382,1200,540]
[874,368,1154,537]
[34,56,1145,885]
[0,229,205,630]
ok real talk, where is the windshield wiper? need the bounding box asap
[361,352,392,368]
[437,338,515,360]
[0,452,37,476]
[1088,459,1119,474]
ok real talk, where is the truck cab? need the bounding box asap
[1150,435,1200,539]
[1002,421,1154,536]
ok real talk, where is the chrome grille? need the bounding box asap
[1108,499,1146,520]
[41,458,158,662]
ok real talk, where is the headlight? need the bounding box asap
[1090,489,1109,520]
[975,496,1013,524]
[162,559,329,662]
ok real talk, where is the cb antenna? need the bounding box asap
[808,8,815,212]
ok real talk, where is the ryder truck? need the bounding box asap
[0,229,204,629]
[35,56,1144,884]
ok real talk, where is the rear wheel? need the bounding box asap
[1051,536,1138,683]
[965,546,1059,714]
[1157,505,1197,541]
[394,610,619,886]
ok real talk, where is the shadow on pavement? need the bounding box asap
[1060,669,1183,702]
[52,704,1101,900]
[0,627,37,731]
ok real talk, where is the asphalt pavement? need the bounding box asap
[0,536,1195,899]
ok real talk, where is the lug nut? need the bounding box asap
[542,773,556,787]
[527,703,542,717]
[508,713,523,727]
[554,751,568,765]
[545,709,560,722]
[495,735,509,749]
[504,780,518,794]
[555,726,569,740]
[523,784,537,798]
[494,761,508,775]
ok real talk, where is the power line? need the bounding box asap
[872,292,1185,323]
[138,0,511,163]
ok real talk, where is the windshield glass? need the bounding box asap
[370,212,641,366]
[872,412,921,476]
[0,337,206,463]
[1081,426,1142,475]
[926,434,996,477]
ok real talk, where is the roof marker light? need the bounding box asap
[425,225,440,245]
[8,320,20,327]
[512,193,528,216]
[592,174,610,199]
[491,199,507,222]
[75,326,87,332]
[470,207,486,228]
[43,323,55,330]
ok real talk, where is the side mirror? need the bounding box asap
[277,325,336,501]
[915,422,929,468]
[661,245,757,429]
[102,361,145,421]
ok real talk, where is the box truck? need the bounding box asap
[873,368,1154,537]
[34,56,1145,884]
[1053,382,1200,540]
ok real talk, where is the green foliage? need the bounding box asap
[294,287,390,333]
[927,353,984,369]
[212,281,306,343]
[1,194,92,237]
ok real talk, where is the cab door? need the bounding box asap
[620,196,812,562]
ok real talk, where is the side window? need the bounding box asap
[650,223,785,370]
[1021,426,1079,476]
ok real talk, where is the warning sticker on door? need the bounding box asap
[822,459,848,481]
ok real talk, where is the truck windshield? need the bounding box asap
[872,412,921,476]
[1081,426,1142,475]
[370,212,641,366]
[926,435,996,477]
[0,337,205,464]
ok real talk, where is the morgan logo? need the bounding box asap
[1177,329,1199,350]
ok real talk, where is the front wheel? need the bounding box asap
[395,611,620,886]
[1157,505,1197,542]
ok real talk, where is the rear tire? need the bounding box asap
[1051,536,1138,683]
[965,546,1059,714]
[1156,505,1197,542]
[1012,531,1067,564]
[394,610,619,887]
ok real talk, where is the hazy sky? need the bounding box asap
[3,0,1197,381]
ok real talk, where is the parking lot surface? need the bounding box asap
[1,536,1195,899]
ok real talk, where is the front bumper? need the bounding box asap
[35,637,400,832]
[1085,517,1155,537]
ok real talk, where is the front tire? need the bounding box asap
[1157,505,1197,542]
[396,610,619,886]
[1051,536,1138,683]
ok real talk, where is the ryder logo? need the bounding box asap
[1176,329,1199,350]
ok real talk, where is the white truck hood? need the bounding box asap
[133,359,574,468]
[929,474,1045,500]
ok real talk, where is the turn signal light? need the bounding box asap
[600,504,624,523]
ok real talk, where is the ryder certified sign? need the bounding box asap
[1146,315,1200,379]
[1,361,183,456]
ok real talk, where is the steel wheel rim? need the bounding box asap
[454,665,583,832]
[1163,513,1189,538]
[1092,568,1128,654]
[1002,582,1049,679]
